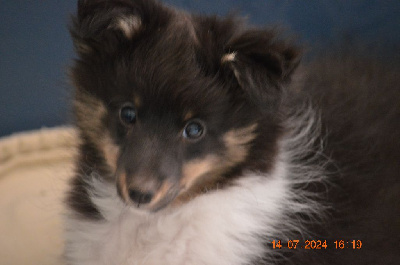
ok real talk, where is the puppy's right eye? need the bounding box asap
[183,120,205,140]
[120,105,136,125]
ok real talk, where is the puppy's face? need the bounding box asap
[71,0,300,211]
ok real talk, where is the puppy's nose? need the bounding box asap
[128,189,153,205]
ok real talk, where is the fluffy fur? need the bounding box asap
[64,0,400,264]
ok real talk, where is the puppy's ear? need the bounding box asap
[222,29,301,111]
[71,0,166,56]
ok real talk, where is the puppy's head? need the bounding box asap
[70,0,300,211]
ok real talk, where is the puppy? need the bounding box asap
[64,0,400,264]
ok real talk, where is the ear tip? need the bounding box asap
[111,15,143,40]
[221,52,237,64]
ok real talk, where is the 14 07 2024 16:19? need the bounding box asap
[271,240,363,250]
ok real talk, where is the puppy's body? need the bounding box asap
[64,0,400,264]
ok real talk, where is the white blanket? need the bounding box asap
[0,127,76,265]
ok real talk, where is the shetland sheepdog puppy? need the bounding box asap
[64,0,400,264]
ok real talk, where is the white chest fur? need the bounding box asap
[64,162,291,265]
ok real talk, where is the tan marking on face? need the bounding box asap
[113,15,142,40]
[223,124,258,164]
[172,170,225,207]
[118,172,130,203]
[74,92,107,141]
[183,111,194,121]
[181,155,219,190]
[74,92,121,173]
[133,95,142,109]
[74,92,120,170]
[101,135,119,172]
[149,182,173,207]
[174,156,228,207]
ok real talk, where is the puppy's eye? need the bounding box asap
[183,120,205,140]
[120,105,136,125]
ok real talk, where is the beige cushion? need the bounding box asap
[0,127,76,265]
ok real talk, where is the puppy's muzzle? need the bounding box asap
[117,173,177,210]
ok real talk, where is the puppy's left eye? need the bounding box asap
[120,105,136,125]
[183,120,205,140]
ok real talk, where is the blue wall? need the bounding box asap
[1,0,399,137]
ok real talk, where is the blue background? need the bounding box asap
[1,0,399,137]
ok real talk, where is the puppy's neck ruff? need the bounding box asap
[66,167,288,265]
[64,106,325,265]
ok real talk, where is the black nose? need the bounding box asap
[128,189,153,206]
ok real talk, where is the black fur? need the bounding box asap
[67,0,400,264]
[285,53,400,264]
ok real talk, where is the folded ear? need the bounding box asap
[221,29,301,112]
[71,0,166,56]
